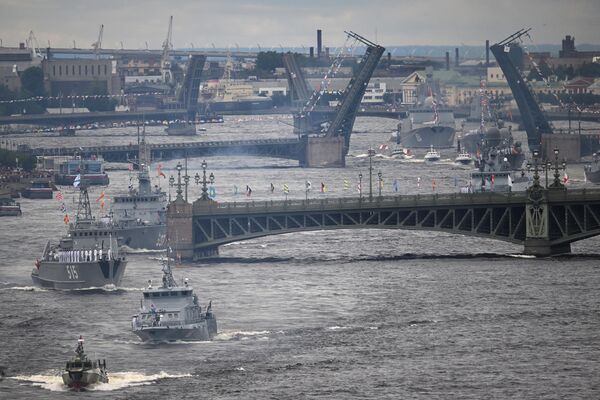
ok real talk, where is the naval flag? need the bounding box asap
[73,174,81,187]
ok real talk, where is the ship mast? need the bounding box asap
[161,252,176,288]
[137,122,152,195]
[75,165,93,223]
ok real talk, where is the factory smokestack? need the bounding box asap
[309,46,314,58]
[485,40,490,67]
[317,29,322,58]
[455,47,459,68]
[445,51,450,70]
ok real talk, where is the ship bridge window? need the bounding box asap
[182,290,190,296]
[151,293,160,297]
[170,292,178,296]
[168,313,173,318]
[161,292,169,296]
[144,293,149,298]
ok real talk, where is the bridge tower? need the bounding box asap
[282,53,312,108]
[177,55,207,121]
[166,162,195,260]
[490,29,553,154]
[294,31,384,167]
[523,155,570,256]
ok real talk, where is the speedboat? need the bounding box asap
[424,145,441,162]
[62,336,108,390]
[455,151,473,165]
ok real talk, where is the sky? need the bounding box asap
[1,0,599,51]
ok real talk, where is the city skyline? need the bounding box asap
[0,0,599,51]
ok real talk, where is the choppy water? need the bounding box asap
[1,117,599,399]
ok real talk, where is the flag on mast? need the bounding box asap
[157,164,166,178]
[73,174,81,187]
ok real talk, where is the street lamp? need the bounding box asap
[368,147,376,202]
[358,173,363,201]
[377,170,382,199]
[170,162,183,201]
[549,147,567,189]
[194,159,215,201]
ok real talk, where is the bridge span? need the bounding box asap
[167,186,600,260]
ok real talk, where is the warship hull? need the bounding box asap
[397,126,455,149]
[31,259,126,289]
[117,224,166,250]
[62,369,108,389]
[133,318,217,342]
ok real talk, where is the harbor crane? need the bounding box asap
[26,31,42,59]
[161,15,173,84]
[91,24,104,58]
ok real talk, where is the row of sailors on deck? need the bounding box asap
[51,248,113,263]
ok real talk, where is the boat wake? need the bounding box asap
[214,330,271,341]
[121,246,165,254]
[11,371,192,392]
[0,286,48,292]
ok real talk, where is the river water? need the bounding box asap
[1,116,599,399]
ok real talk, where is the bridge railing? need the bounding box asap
[192,191,533,215]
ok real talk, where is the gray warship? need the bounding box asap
[62,336,108,390]
[394,107,456,149]
[31,181,127,289]
[111,128,167,250]
[132,257,217,342]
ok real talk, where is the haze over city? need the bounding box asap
[1,0,600,49]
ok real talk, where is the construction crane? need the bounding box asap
[91,24,104,58]
[161,15,173,84]
[26,31,42,59]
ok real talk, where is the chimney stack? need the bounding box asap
[317,29,322,58]
[485,40,490,67]
[455,47,459,68]
[309,46,314,58]
[445,52,450,70]
[325,47,329,59]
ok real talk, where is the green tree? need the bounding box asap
[20,66,45,96]
[83,82,116,112]
[255,51,283,73]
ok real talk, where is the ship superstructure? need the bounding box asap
[111,127,167,250]
[132,257,217,342]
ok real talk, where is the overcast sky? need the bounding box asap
[1,0,599,50]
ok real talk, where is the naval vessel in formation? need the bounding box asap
[111,128,167,250]
[62,336,108,390]
[132,256,217,342]
[31,180,127,289]
[584,153,600,184]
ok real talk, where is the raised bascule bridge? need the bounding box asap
[167,161,600,260]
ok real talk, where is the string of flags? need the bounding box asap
[55,190,69,224]
[0,91,166,105]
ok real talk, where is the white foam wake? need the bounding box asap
[1,286,47,292]
[214,330,271,341]
[11,371,191,392]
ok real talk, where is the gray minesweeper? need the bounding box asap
[132,257,217,342]
[62,336,108,390]
[31,181,127,289]
[112,127,167,250]
[393,107,456,149]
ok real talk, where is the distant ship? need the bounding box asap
[0,196,21,216]
[393,107,456,149]
[31,180,127,289]
[112,128,167,250]
[165,121,197,136]
[424,145,441,162]
[22,178,53,199]
[62,336,108,390]
[132,257,217,342]
[55,157,109,186]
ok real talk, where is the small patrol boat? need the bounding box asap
[455,151,473,165]
[0,197,21,216]
[132,256,217,342]
[424,145,441,162]
[62,336,108,390]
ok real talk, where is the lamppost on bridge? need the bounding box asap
[549,147,567,189]
[526,149,543,190]
[168,174,175,202]
[377,170,383,199]
[358,173,363,201]
[183,158,190,202]
[169,162,184,201]
[368,147,376,202]
[194,159,215,201]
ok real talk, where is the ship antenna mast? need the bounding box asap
[75,159,93,222]
[162,246,177,288]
